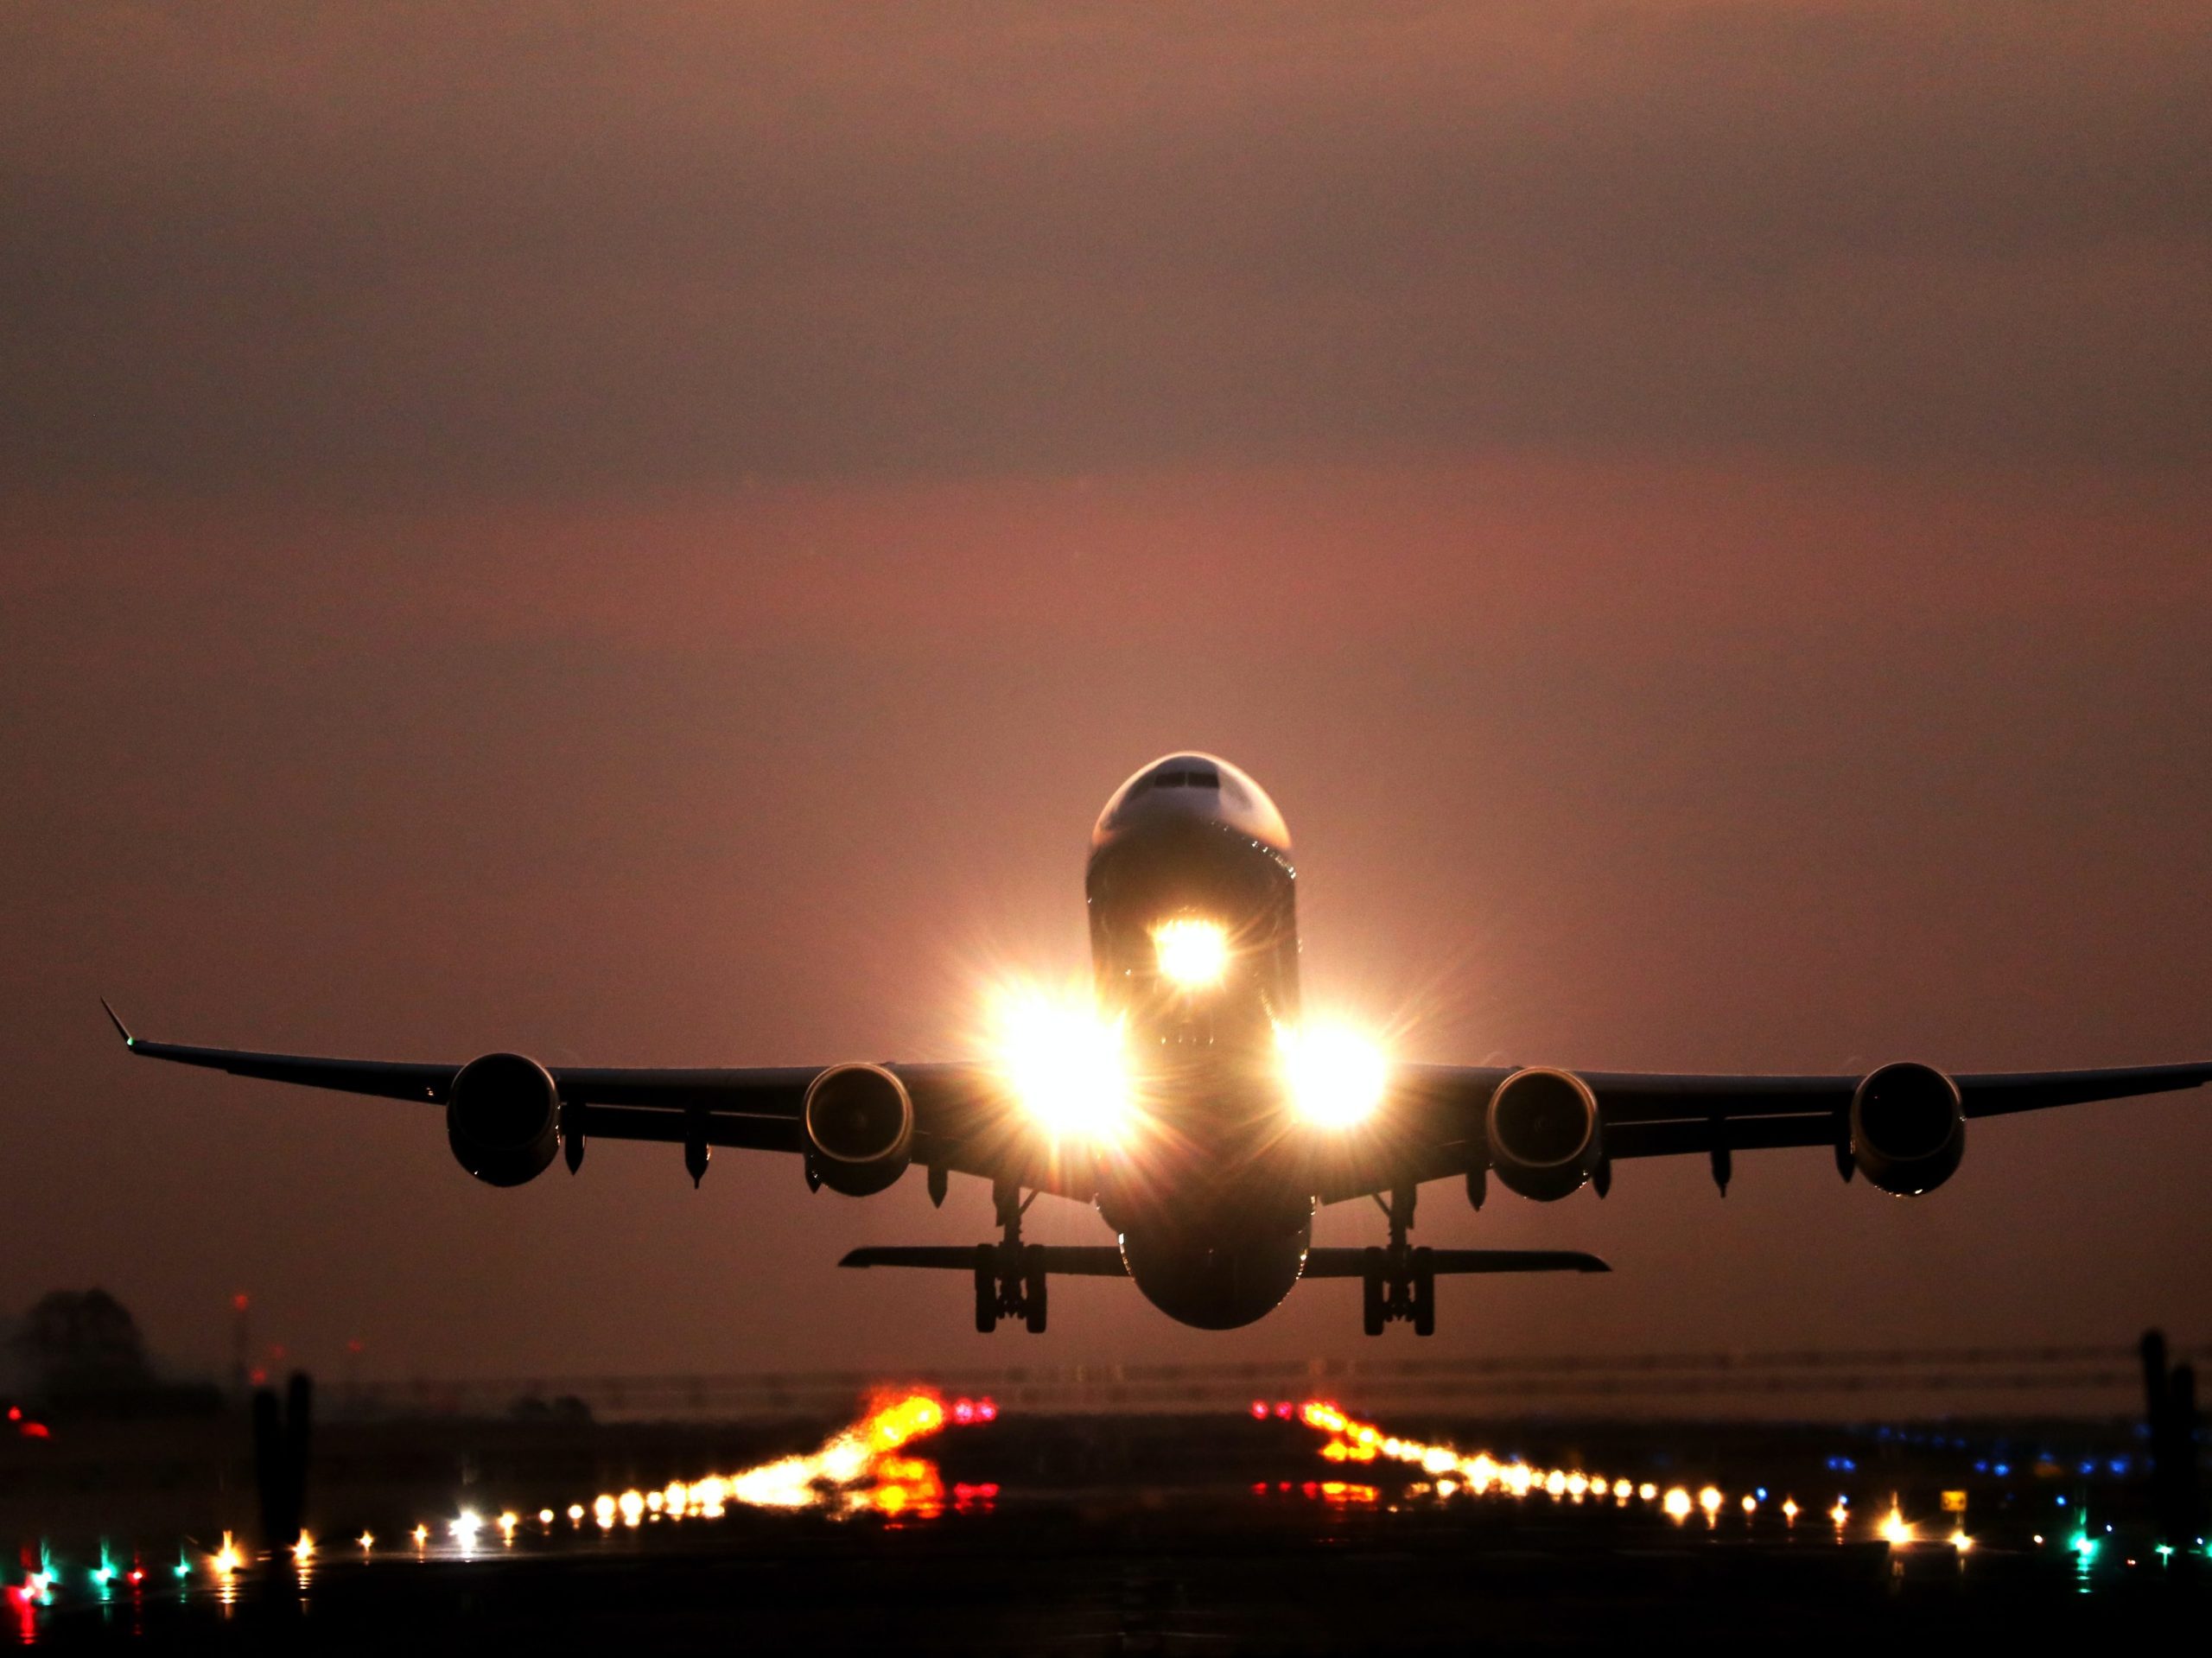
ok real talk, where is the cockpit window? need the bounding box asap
[1097,753,1290,851]
[1152,764,1218,791]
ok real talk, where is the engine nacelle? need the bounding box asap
[1850,1061,1964,1196]
[446,1051,560,1187]
[1486,1067,1604,1201]
[803,1063,914,1197]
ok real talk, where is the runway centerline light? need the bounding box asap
[1153,918,1230,988]
[1278,1022,1389,1128]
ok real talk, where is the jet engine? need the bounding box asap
[446,1051,561,1187]
[1849,1061,1964,1195]
[803,1063,914,1197]
[1486,1067,1604,1201]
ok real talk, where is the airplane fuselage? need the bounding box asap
[1084,753,1315,1327]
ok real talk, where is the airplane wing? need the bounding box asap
[1315,1058,2212,1202]
[106,1004,2211,1204]
[1579,1062,2212,1155]
[100,1004,1071,1193]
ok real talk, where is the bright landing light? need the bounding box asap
[991,987,1132,1144]
[1153,918,1230,988]
[1279,1023,1389,1128]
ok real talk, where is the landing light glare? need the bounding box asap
[1153,918,1230,988]
[990,985,1134,1146]
[1279,1023,1389,1128]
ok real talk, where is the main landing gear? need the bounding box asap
[974,1179,1048,1334]
[1361,1185,1435,1337]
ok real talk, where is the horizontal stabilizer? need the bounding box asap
[840,1245,1129,1277]
[1302,1248,1610,1278]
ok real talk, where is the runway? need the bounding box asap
[12,1400,2202,1652]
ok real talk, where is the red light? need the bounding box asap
[952,1398,976,1425]
[4,1407,16,1421]
[16,1423,48,1440]
[1250,1401,1268,1420]
[976,1398,997,1421]
[126,1570,144,1586]
[1252,1481,1269,1495]
[1274,1401,1294,1420]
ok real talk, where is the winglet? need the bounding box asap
[99,998,135,1048]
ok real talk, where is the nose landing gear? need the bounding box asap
[973,1181,1049,1333]
[1360,1186,1435,1336]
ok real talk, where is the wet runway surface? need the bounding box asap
[23,1501,2203,1655]
[12,1407,2206,1652]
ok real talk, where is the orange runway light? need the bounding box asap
[527,1389,972,1530]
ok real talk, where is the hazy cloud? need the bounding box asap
[3,2,2206,499]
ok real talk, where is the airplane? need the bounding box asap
[108,752,2212,1336]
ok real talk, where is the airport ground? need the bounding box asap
[6,1394,2204,1652]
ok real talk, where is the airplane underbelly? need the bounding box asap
[1118,1213,1312,1331]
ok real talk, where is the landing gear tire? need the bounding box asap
[1022,1243,1049,1333]
[974,1242,998,1333]
[1410,1246,1436,1337]
[1361,1247,1387,1337]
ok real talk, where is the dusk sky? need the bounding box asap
[5,3,2209,1384]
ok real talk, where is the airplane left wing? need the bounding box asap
[101,1004,1077,1193]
